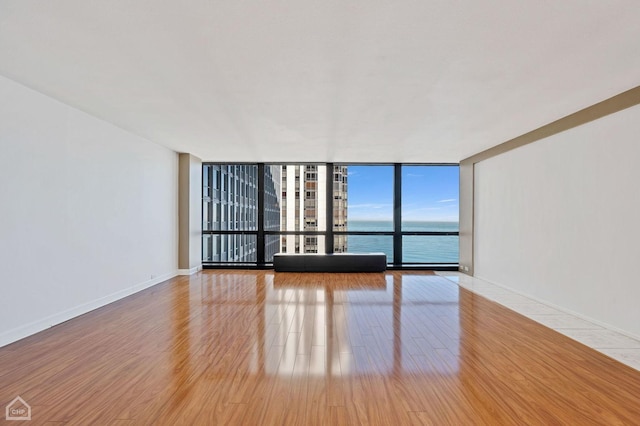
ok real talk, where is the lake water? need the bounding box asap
[345,220,459,264]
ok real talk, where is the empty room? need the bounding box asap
[1,1,640,424]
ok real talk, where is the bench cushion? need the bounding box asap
[273,253,387,272]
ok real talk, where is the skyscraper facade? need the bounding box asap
[202,164,281,262]
[263,165,282,261]
[280,165,348,254]
[333,165,348,252]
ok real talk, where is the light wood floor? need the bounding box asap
[1,270,640,425]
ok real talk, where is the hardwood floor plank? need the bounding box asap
[1,270,640,424]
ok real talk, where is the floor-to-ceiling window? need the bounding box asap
[202,164,258,263]
[202,163,459,268]
[401,165,459,265]
[268,164,329,262]
[333,165,395,262]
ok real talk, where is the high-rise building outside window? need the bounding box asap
[203,164,280,262]
[277,165,347,255]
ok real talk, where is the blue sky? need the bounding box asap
[347,165,459,222]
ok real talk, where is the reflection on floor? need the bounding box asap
[437,271,640,372]
[1,270,639,424]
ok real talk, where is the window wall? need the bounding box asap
[202,165,259,263]
[276,165,327,259]
[401,165,459,264]
[202,163,459,268]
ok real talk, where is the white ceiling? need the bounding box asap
[1,1,639,163]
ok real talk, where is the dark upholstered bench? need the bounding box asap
[273,253,387,272]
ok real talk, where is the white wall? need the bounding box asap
[474,104,640,338]
[0,75,178,347]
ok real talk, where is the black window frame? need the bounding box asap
[202,162,459,270]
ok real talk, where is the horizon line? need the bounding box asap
[349,219,459,223]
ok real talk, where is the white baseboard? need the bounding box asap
[178,265,202,276]
[0,271,178,348]
[470,273,640,343]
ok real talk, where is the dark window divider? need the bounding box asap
[398,232,460,236]
[257,164,265,265]
[326,162,334,254]
[393,163,402,267]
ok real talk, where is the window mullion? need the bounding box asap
[393,163,402,266]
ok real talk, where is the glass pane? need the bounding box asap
[266,235,326,262]
[265,234,281,263]
[332,165,349,232]
[263,165,282,231]
[203,233,257,262]
[207,164,258,231]
[274,164,327,232]
[202,233,212,261]
[203,199,214,231]
[336,165,393,232]
[334,235,393,263]
[402,165,459,231]
[203,164,213,231]
[403,235,459,263]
